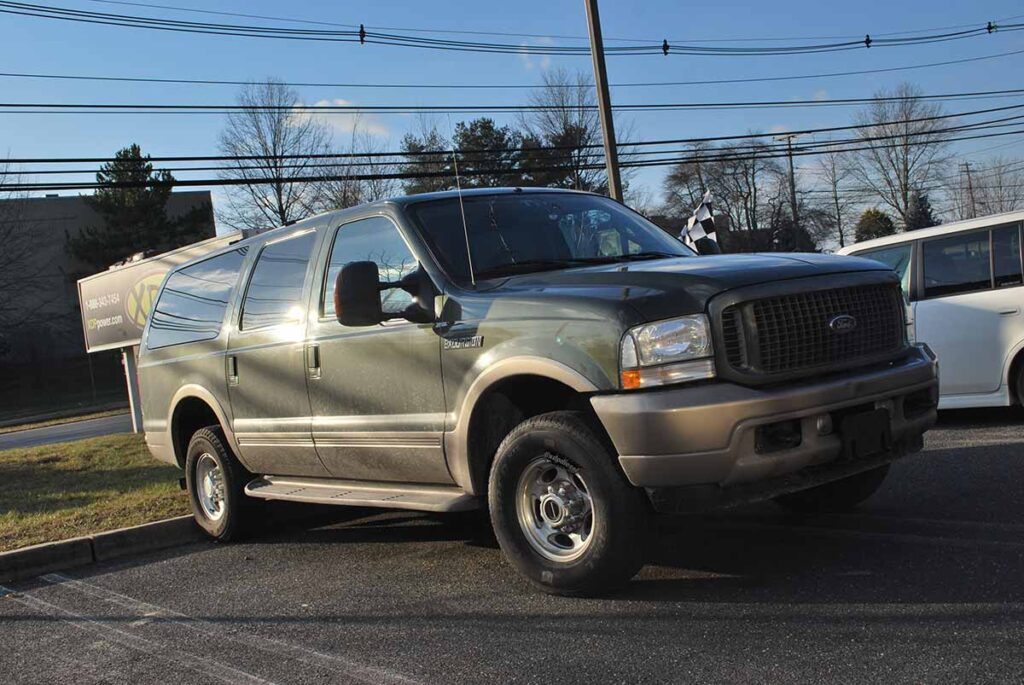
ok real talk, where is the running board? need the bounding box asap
[244,476,480,513]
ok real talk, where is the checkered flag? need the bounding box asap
[680,191,720,254]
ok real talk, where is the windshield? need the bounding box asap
[407,192,693,283]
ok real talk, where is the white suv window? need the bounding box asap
[858,244,912,294]
[923,230,991,298]
[992,224,1023,289]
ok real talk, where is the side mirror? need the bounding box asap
[334,261,383,327]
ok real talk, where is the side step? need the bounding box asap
[244,476,481,513]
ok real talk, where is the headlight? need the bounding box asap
[619,314,716,389]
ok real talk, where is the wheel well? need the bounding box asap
[465,374,609,495]
[1010,349,1024,405]
[171,397,221,468]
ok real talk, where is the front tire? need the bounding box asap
[488,411,648,596]
[185,426,251,541]
[774,464,890,514]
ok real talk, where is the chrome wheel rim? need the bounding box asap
[516,454,595,562]
[195,453,226,521]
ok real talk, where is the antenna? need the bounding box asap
[447,116,476,286]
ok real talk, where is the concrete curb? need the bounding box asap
[0,516,205,584]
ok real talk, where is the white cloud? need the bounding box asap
[768,124,789,135]
[293,98,390,138]
[812,89,829,102]
[518,38,554,71]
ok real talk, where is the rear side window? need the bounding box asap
[992,224,1023,289]
[857,244,912,294]
[922,230,991,298]
[241,231,317,330]
[147,247,247,349]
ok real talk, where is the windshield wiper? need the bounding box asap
[474,252,684,279]
[474,258,593,279]
[615,251,685,261]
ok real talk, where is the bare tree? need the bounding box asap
[0,162,59,352]
[946,157,1024,220]
[816,148,857,248]
[218,78,333,230]
[324,117,399,210]
[851,83,951,228]
[661,142,712,217]
[519,68,636,193]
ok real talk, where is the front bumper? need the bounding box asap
[590,344,938,501]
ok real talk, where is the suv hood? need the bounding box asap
[488,253,890,321]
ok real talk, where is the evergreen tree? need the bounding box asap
[399,123,452,195]
[67,144,212,270]
[452,118,524,188]
[854,208,897,242]
[905,190,941,230]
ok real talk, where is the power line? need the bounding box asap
[4,87,1024,116]
[4,48,1024,91]
[10,122,1024,193]
[79,1,1024,45]
[1,2,1020,56]
[9,101,1024,166]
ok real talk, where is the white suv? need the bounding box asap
[839,210,1024,409]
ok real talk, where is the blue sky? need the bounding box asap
[2,0,1023,212]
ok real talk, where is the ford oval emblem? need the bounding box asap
[829,314,857,333]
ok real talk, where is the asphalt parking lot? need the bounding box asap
[2,408,1023,684]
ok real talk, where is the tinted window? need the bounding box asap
[323,217,419,318]
[241,231,317,330]
[923,230,991,298]
[992,224,1022,289]
[407,193,691,283]
[858,244,912,294]
[147,247,247,349]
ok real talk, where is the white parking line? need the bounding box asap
[0,583,274,685]
[40,573,421,685]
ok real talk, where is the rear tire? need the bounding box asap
[774,464,890,514]
[185,426,251,541]
[488,411,648,596]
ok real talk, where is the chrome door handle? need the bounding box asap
[227,355,238,386]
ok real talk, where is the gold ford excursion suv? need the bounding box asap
[139,188,938,595]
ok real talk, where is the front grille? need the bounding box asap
[721,283,906,379]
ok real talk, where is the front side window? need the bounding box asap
[923,230,992,298]
[858,244,912,294]
[992,224,1023,289]
[147,247,247,349]
[322,216,419,319]
[241,231,317,330]
[407,193,692,283]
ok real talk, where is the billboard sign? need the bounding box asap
[77,232,242,353]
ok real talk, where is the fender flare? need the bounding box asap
[445,356,599,494]
[168,384,239,466]
[1001,337,1024,400]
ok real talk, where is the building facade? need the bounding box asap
[0,191,215,422]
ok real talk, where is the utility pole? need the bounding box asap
[584,0,623,201]
[963,161,978,219]
[775,133,800,247]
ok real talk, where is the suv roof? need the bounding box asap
[185,187,603,267]
[838,208,1024,254]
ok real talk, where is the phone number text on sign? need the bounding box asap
[85,292,121,310]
